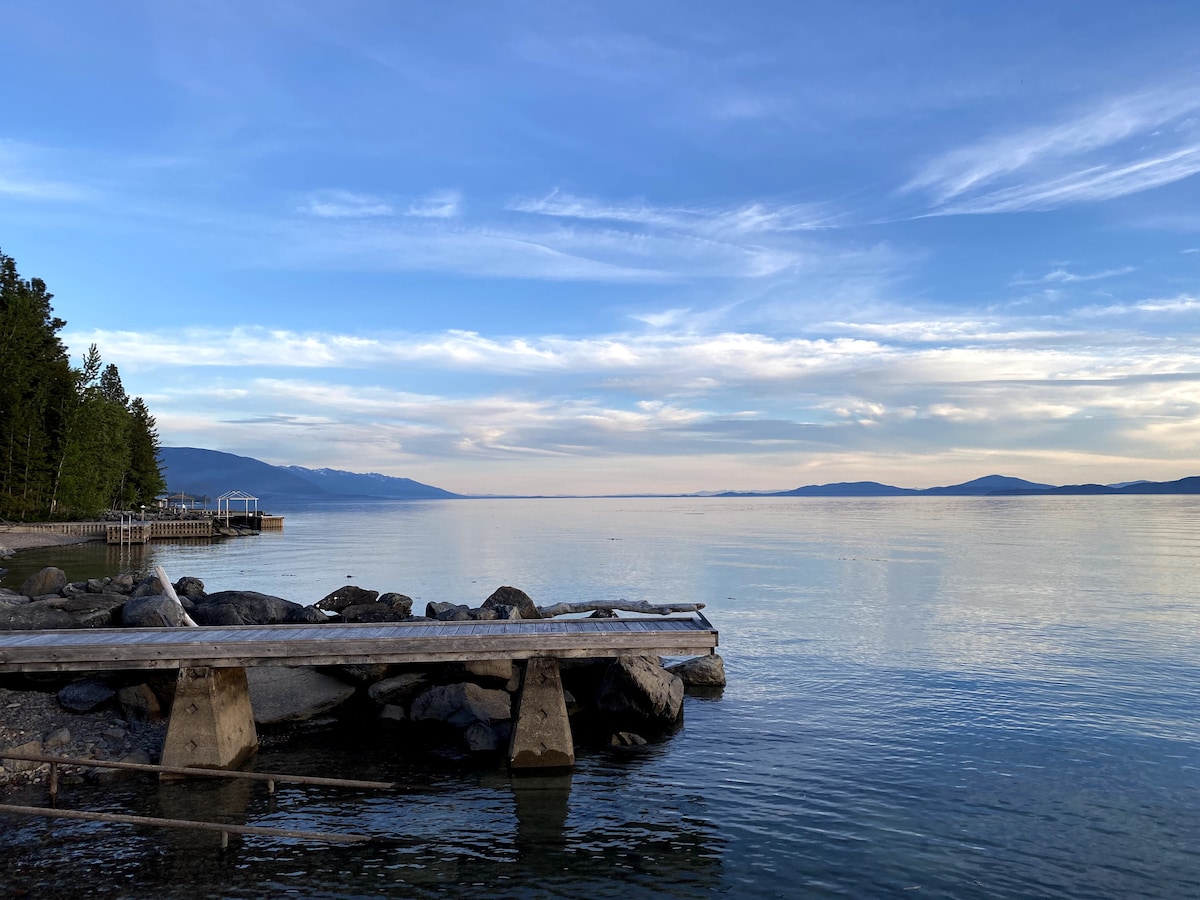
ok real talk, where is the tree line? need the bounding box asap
[0,248,165,520]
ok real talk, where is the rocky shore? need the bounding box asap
[0,565,725,790]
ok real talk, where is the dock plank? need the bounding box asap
[0,616,717,673]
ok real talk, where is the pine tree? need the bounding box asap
[0,249,167,519]
[0,249,75,518]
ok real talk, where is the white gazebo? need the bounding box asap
[216,489,259,524]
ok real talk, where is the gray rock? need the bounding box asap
[247,667,356,725]
[58,678,116,713]
[424,601,459,618]
[367,671,431,705]
[610,731,648,747]
[410,683,511,729]
[315,585,379,612]
[130,574,168,599]
[284,604,329,624]
[121,595,183,628]
[21,566,67,599]
[43,727,72,749]
[45,593,128,628]
[5,739,43,771]
[117,683,163,723]
[192,590,304,626]
[435,605,472,622]
[0,591,31,608]
[110,574,136,593]
[326,663,390,684]
[482,586,540,619]
[464,722,500,752]
[379,704,407,725]
[379,593,413,617]
[0,602,77,630]
[487,604,522,620]
[596,656,684,728]
[339,602,406,623]
[61,582,88,597]
[451,659,518,689]
[86,578,109,593]
[173,576,206,599]
[666,653,727,687]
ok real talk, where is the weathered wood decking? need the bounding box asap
[0,614,719,771]
[0,615,718,673]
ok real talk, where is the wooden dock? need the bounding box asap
[0,616,717,672]
[0,615,718,770]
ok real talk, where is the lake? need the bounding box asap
[2,496,1199,898]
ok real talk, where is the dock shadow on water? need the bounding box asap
[0,724,726,899]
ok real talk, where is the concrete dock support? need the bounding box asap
[161,667,259,771]
[509,657,575,769]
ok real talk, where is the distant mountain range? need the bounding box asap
[158,447,461,505]
[158,447,1200,505]
[719,473,1200,497]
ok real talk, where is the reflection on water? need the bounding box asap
[2,497,1200,897]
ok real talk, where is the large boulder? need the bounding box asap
[44,593,128,628]
[666,654,726,687]
[121,595,184,628]
[596,656,684,729]
[0,602,77,631]
[410,683,511,729]
[21,566,67,599]
[482,586,540,619]
[247,667,356,725]
[367,671,432,706]
[315,585,379,612]
[58,677,117,713]
[339,603,406,623]
[192,590,304,626]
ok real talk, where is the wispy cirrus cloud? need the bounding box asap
[406,189,461,219]
[0,139,92,201]
[1011,265,1136,286]
[508,189,834,234]
[906,86,1200,214]
[297,189,393,218]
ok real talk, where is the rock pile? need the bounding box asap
[0,567,725,782]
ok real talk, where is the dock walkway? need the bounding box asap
[0,615,718,770]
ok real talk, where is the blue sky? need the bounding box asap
[3,1,1199,494]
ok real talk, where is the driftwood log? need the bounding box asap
[535,600,705,619]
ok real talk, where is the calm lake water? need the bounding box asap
[2,496,1199,898]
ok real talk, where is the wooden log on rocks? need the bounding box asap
[535,599,705,618]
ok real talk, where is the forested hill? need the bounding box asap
[158,447,461,504]
[0,249,166,520]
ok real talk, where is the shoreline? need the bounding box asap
[1,532,104,554]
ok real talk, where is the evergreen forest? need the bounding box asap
[0,248,166,520]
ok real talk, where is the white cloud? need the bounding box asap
[298,189,393,218]
[906,86,1200,214]
[406,190,461,219]
[1014,266,1136,285]
[508,190,833,235]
